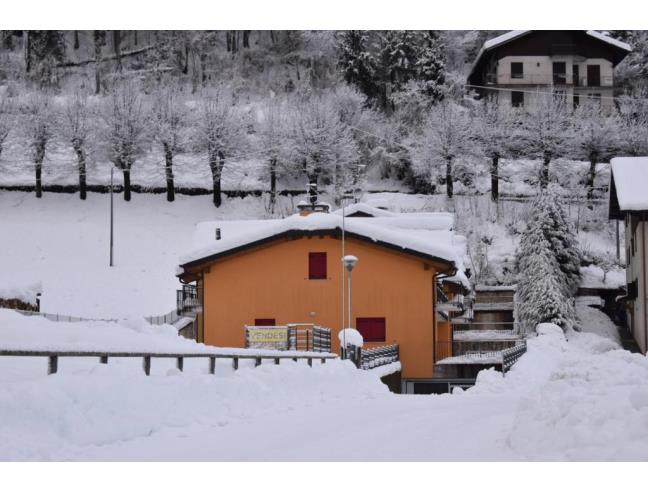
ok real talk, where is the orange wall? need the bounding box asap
[201,235,443,379]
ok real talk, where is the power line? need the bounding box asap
[464,83,646,103]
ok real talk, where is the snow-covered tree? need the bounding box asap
[474,100,518,202]
[149,84,188,202]
[257,96,290,214]
[572,101,622,200]
[103,83,146,202]
[287,92,359,203]
[517,94,573,188]
[416,31,446,103]
[516,224,577,333]
[0,96,13,159]
[415,101,474,198]
[194,86,247,207]
[337,31,377,105]
[61,94,94,200]
[22,93,56,198]
[617,92,648,156]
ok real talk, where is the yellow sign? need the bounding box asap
[248,328,288,344]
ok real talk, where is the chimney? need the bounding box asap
[296,182,330,216]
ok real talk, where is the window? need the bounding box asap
[511,62,523,79]
[573,65,580,86]
[573,94,580,109]
[254,318,276,326]
[511,91,524,108]
[356,317,386,342]
[587,64,601,87]
[308,252,327,279]
[553,61,566,84]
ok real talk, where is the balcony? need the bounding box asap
[484,73,613,87]
[176,284,202,315]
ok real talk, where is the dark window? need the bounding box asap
[254,318,276,326]
[573,94,580,109]
[356,317,386,342]
[511,91,524,108]
[627,280,638,300]
[511,62,523,79]
[573,65,580,86]
[308,252,327,279]
[553,61,566,84]
[587,65,601,87]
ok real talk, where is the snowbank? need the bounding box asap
[338,328,363,348]
[0,282,42,305]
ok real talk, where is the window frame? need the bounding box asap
[308,251,328,280]
[356,317,387,343]
[510,62,524,79]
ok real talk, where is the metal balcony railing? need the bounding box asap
[484,73,613,87]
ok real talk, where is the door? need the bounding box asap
[553,62,566,84]
[587,65,601,87]
[573,65,580,86]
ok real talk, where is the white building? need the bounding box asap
[608,157,648,354]
[468,30,631,111]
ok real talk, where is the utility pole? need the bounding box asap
[109,167,114,267]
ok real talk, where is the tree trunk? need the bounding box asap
[209,151,224,207]
[34,143,45,198]
[73,143,87,200]
[163,142,175,202]
[540,155,551,189]
[226,32,232,52]
[93,31,103,94]
[24,30,31,74]
[446,157,453,199]
[243,31,250,49]
[133,31,138,46]
[586,157,598,200]
[490,155,499,202]
[269,157,277,214]
[113,30,122,72]
[73,31,80,50]
[122,168,131,201]
[200,52,207,86]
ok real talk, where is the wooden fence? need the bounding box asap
[0,349,337,376]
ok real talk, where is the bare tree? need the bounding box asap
[93,30,105,94]
[416,101,474,199]
[572,100,622,200]
[61,94,94,200]
[22,93,56,198]
[103,84,145,201]
[194,87,246,207]
[518,94,573,189]
[149,84,187,202]
[474,100,517,202]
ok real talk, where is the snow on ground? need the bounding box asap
[580,265,626,289]
[1,315,647,461]
[575,304,622,346]
[0,192,272,318]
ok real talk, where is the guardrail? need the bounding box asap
[12,309,118,323]
[341,344,400,371]
[451,321,519,332]
[0,349,337,376]
[436,339,524,361]
[502,342,527,375]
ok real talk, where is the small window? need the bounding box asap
[356,317,386,342]
[308,252,327,279]
[254,318,276,326]
[511,91,524,108]
[553,61,567,84]
[573,64,580,86]
[573,94,580,109]
[511,62,523,79]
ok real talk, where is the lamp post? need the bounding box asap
[109,166,114,267]
[343,255,358,330]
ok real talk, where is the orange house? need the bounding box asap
[177,203,468,389]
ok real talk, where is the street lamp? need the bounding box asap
[342,255,358,330]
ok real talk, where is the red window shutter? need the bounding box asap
[254,318,276,326]
[308,252,327,279]
[356,318,386,342]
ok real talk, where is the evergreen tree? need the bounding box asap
[416,31,446,103]
[337,31,377,103]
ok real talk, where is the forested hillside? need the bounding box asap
[0,30,647,210]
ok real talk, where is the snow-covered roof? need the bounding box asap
[469,30,631,83]
[610,157,648,211]
[332,202,396,218]
[179,211,466,275]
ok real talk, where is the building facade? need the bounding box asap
[468,30,631,111]
[609,157,648,354]
[177,204,470,389]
